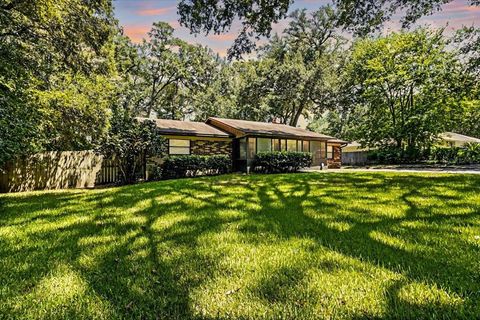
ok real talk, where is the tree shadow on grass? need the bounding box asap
[0,173,479,319]
[240,173,480,318]
[0,177,237,319]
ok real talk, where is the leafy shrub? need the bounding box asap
[161,154,231,179]
[366,146,428,164]
[252,151,312,173]
[367,148,401,164]
[430,143,480,164]
[148,164,163,181]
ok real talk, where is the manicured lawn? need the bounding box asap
[1,172,479,319]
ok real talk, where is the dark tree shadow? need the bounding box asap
[0,172,479,319]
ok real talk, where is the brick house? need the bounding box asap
[144,117,347,172]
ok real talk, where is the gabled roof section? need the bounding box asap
[138,117,231,138]
[439,132,480,143]
[207,117,347,143]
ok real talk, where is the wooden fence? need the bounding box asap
[341,151,369,166]
[0,151,124,193]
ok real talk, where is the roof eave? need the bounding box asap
[243,132,331,141]
[157,131,232,138]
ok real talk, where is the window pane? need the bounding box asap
[169,139,190,147]
[327,145,334,159]
[169,139,190,155]
[303,140,309,152]
[273,139,281,151]
[281,139,287,151]
[287,140,297,151]
[310,140,321,153]
[257,138,271,153]
[248,137,256,159]
[169,147,190,155]
[239,138,247,159]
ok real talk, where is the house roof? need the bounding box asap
[343,141,371,152]
[207,117,347,143]
[439,132,480,143]
[138,118,231,138]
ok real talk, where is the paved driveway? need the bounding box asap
[304,165,480,174]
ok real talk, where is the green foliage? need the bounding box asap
[252,151,312,173]
[430,143,480,164]
[34,74,115,150]
[178,0,292,59]
[233,7,343,126]
[161,155,231,179]
[2,173,480,318]
[366,147,425,164]
[177,0,479,57]
[116,22,225,120]
[0,0,115,166]
[98,113,166,184]
[345,30,461,152]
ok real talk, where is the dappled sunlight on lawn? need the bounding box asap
[0,172,479,319]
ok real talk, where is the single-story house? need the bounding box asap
[144,117,348,172]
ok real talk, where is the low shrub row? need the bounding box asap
[252,151,312,173]
[161,154,231,179]
[429,143,480,164]
[365,143,480,164]
[366,147,428,164]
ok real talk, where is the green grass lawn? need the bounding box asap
[1,172,480,319]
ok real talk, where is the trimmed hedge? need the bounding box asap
[252,151,312,173]
[161,154,231,179]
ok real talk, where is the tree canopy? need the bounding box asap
[177,0,480,58]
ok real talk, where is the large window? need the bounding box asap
[239,138,247,159]
[310,141,321,155]
[327,145,334,159]
[273,139,281,151]
[302,140,309,152]
[248,137,256,159]
[169,139,190,155]
[257,138,271,153]
[287,140,297,151]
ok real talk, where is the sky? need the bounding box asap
[114,0,480,57]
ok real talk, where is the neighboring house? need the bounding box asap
[438,132,480,147]
[146,117,347,172]
[342,132,480,165]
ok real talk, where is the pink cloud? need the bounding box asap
[168,20,181,28]
[442,2,480,14]
[207,33,237,41]
[136,6,175,16]
[123,25,150,43]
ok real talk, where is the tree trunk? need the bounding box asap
[290,105,304,127]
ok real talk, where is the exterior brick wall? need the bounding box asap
[327,145,342,168]
[191,139,232,156]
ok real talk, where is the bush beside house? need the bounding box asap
[252,151,312,173]
[429,143,480,164]
[161,155,231,179]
